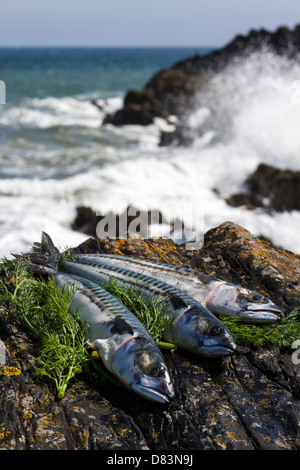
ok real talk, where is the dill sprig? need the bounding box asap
[101,277,175,346]
[0,255,175,398]
[1,254,299,401]
[58,246,78,267]
[0,258,90,398]
[220,308,300,348]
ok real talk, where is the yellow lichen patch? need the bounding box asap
[115,428,132,440]
[0,426,11,440]
[257,397,273,409]
[226,430,249,447]
[214,438,227,449]
[262,435,271,444]
[152,431,161,443]
[0,365,22,377]
[226,431,238,440]
[73,406,85,413]
[72,428,90,450]
[205,396,216,403]
[110,412,118,426]
[35,414,67,447]
[96,235,187,265]
[274,438,291,449]
[80,429,90,450]
[292,437,300,448]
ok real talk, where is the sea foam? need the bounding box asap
[1,49,300,257]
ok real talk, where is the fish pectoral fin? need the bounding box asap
[89,337,113,364]
[91,336,130,368]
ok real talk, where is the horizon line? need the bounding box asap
[0,44,219,49]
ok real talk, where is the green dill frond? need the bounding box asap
[3,253,298,401]
[58,246,78,268]
[101,277,174,345]
[0,256,175,397]
[220,308,300,348]
[0,258,90,398]
[275,309,300,348]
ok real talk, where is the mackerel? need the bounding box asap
[15,233,174,404]
[74,253,282,324]
[60,258,237,357]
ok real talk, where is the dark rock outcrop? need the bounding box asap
[71,205,185,241]
[103,25,300,128]
[72,205,166,237]
[71,206,99,236]
[226,163,300,212]
[1,222,300,450]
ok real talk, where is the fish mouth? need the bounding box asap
[132,383,174,404]
[186,340,236,357]
[200,344,236,357]
[110,373,174,404]
[243,308,282,323]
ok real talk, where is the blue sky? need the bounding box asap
[1,0,299,47]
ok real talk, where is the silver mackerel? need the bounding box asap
[74,253,282,324]
[16,233,174,404]
[61,258,237,357]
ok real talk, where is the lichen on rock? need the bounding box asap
[1,221,299,450]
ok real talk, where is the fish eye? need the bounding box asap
[239,289,264,303]
[209,325,221,336]
[247,292,264,303]
[146,364,165,377]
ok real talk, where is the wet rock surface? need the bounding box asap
[0,221,300,450]
[226,163,300,213]
[103,24,300,131]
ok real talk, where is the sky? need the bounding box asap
[1,0,299,47]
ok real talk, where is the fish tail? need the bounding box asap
[40,232,60,269]
[12,232,60,275]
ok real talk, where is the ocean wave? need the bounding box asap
[0,95,123,129]
[1,146,300,257]
[1,49,300,257]
[192,49,300,171]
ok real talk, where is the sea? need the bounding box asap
[1,46,300,258]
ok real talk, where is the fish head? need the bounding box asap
[110,336,174,404]
[167,306,236,357]
[206,282,282,323]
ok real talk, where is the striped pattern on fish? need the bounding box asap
[73,253,282,324]
[60,258,237,357]
[15,233,174,404]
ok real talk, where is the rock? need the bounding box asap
[190,221,300,313]
[226,163,300,212]
[103,24,300,129]
[103,107,154,126]
[71,205,188,243]
[159,125,196,147]
[71,206,99,236]
[1,221,300,450]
